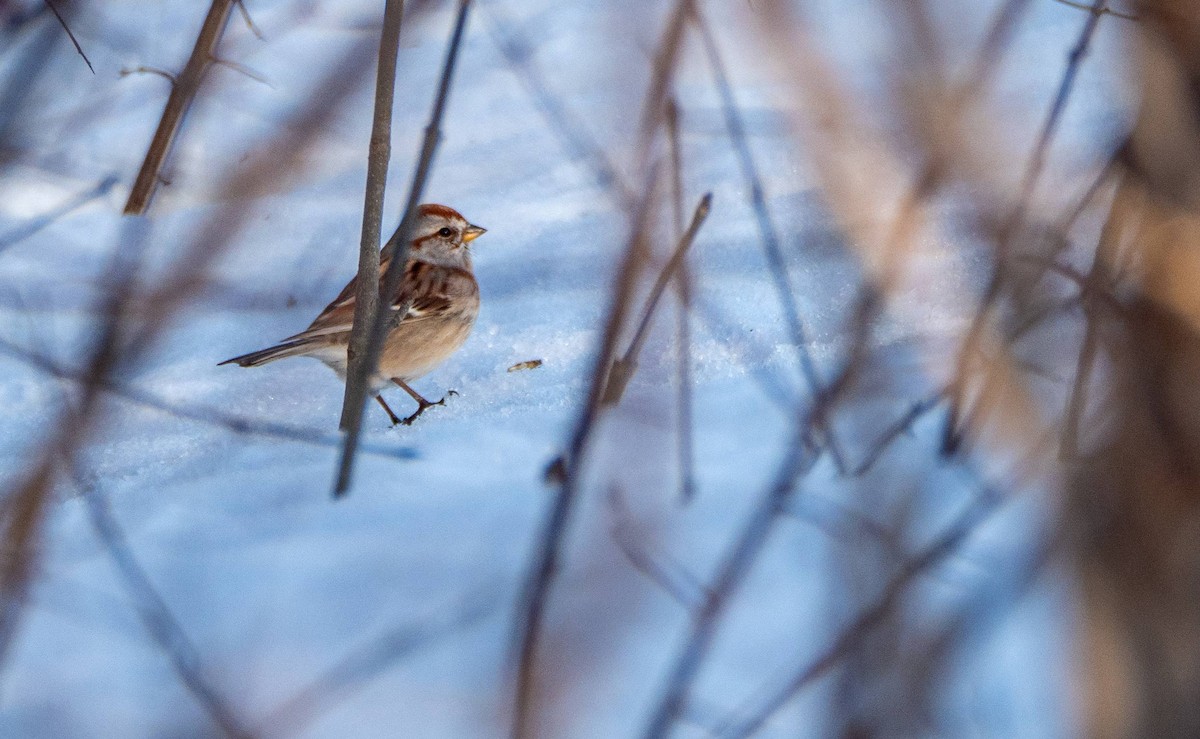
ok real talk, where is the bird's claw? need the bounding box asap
[399,395,448,426]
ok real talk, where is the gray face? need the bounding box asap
[409,211,486,269]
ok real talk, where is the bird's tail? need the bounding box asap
[219,340,311,368]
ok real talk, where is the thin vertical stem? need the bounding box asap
[335,0,474,496]
[339,0,407,431]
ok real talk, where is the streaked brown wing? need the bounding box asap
[282,259,474,342]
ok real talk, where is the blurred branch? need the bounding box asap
[850,392,944,476]
[511,166,658,739]
[639,404,824,738]
[334,0,475,497]
[41,0,92,73]
[0,218,148,675]
[0,336,416,461]
[0,7,68,147]
[638,0,1063,728]
[636,0,695,161]
[713,485,1006,739]
[0,173,117,256]
[75,472,254,739]
[666,97,698,502]
[340,0,406,432]
[608,488,707,609]
[1060,171,1137,458]
[602,192,712,404]
[259,599,491,738]
[944,0,1109,453]
[692,8,849,472]
[897,534,1057,728]
[123,0,237,215]
[0,39,377,673]
[481,3,635,207]
[1052,0,1137,20]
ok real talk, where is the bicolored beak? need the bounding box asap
[463,224,487,243]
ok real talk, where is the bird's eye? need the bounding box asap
[438,227,454,238]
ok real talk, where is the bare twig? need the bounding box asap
[119,66,177,82]
[233,0,264,39]
[123,0,237,215]
[334,0,475,496]
[602,193,712,404]
[42,0,92,73]
[340,0,406,431]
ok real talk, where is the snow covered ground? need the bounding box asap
[0,0,1129,736]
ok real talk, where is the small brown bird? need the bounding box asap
[221,204,486,426]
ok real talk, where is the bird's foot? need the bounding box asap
[400,395,447,426]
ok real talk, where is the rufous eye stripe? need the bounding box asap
[411,232,440,249]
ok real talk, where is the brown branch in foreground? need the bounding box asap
[636,0,696,161]
[0,218,149,675]
[123,0,237,215]
[340,0,407,431]
[602,193,712,404]
[75,472,254,739]
[0,38,378,675]
[334,0,475,497]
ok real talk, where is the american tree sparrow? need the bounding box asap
[220,203,487,426]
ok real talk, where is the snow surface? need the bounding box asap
[0,0,1128,736]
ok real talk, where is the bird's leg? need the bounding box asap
[375,395,402,426]
[392,378,447,426]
